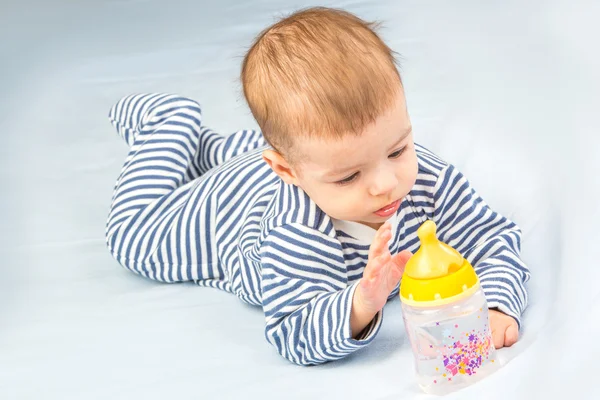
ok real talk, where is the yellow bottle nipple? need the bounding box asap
[400,220,479,305]
[404,220,464,279]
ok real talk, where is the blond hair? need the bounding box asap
[241,7,402,160]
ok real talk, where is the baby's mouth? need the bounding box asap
[373,199,401,217]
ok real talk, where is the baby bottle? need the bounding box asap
[400,220,498,395]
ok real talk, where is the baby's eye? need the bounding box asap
[389,147,406,159]
[335,172,359,186]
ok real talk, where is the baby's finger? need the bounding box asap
[492,326,506,349]
[504,323,519,347]
[388,261,404,282]
[391,250,412,272]
[381,251,411,282]
[369,225,392,257]
[364,253,389,280]
[360,274,374,292]
[375,222,391,240]
[373,253,391,275]
[368,246,390,268]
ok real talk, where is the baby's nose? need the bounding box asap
[369,171,397,197]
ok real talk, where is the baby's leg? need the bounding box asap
[109,94,267,180]
[106,93,220,282]
[192,128,267,176]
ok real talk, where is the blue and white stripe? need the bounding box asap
[106,93,530,366]
[431,163,529,325]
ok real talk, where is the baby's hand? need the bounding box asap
[489,309,519,349]
[351,222,412,337]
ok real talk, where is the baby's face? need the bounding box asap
[292,91,418,229]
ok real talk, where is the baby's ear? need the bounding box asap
[262,150,298,185]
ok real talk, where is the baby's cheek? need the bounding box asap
[310,185,366,220]
[313,191,346,217]
[401,153,419,189]
[343,196,368,218]
[328,195,363,220]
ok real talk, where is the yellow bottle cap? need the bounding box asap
[400,220,479,306]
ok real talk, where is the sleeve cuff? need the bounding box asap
[479,271,527,330]
[343,282,383,347]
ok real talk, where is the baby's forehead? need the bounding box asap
[295,122,412,175]
[295,131,363,156]
[295,134,379,171]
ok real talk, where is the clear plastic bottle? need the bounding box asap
[400,221,498,395]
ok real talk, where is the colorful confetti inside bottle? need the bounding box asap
[400,221,498,395]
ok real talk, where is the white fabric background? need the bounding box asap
[1,0,598,398]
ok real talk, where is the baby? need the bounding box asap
[105,7,529,365]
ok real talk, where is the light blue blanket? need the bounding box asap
[1,0,597,398]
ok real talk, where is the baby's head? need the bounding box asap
[242,7,418,228]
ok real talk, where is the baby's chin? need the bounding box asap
[346,216,388,230]
[325,206,396,226]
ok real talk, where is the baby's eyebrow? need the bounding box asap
[322,162,366,179]
[322,126,412,179]
[389,126,412,150]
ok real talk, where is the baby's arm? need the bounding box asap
[432,164,530,330]
[260,223,382,366]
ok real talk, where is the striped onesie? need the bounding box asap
[106,93,530,365]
